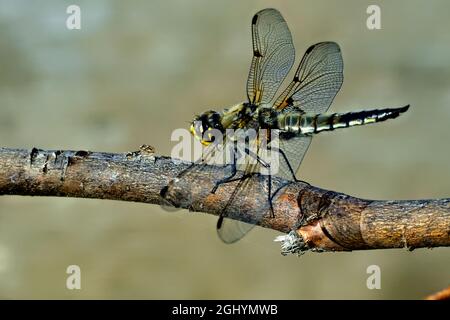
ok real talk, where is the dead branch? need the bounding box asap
[0,146,449,254]
[426,285,450,300]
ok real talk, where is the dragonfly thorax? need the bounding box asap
[258,107,279,129]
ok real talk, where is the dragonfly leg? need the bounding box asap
[212,172,254,193]
[211,149,245,193]
[267,167,275,218]
[268,146,299,182]
[212,164,237,193]
[245,147,276,218]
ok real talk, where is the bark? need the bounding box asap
[0,146,449,255]
[426,286,450,300]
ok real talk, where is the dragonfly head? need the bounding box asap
[190,110,224,146]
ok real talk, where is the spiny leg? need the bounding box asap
[211,143,240,193]
[245,147,275,218]
[212,145,276,219]
[212,172,254,194]
[268,146,298,182]
[269,146,310,185]
[211,163,238,194]
[267,164,275,218]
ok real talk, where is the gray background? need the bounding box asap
[0,0,449,298]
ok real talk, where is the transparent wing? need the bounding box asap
[162,130,268,244]
[217,134,312,242]
[216,170,259,244]
[216,137,270,243]
[160,134,235,208]
[276,135,312,181]
[169,136,234,186]
[274,42,343,113]
[247,8,295,105]
[217,219,256,244]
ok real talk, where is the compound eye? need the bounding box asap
[210,113,221,128]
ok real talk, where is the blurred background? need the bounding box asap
[0,0,449,299]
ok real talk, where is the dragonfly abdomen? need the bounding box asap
[278,105,409,135]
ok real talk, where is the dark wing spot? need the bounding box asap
[252,14,258,25]
[305,44,316,55]
[293,76,299,82]
[254,50,262,58]
[286,97,294,105]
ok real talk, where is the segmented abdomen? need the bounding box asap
[277,105,409,135]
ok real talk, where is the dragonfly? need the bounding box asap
[162,8,409,243]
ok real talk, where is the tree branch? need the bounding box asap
[0,147,449,254]
[426,285,450,300]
